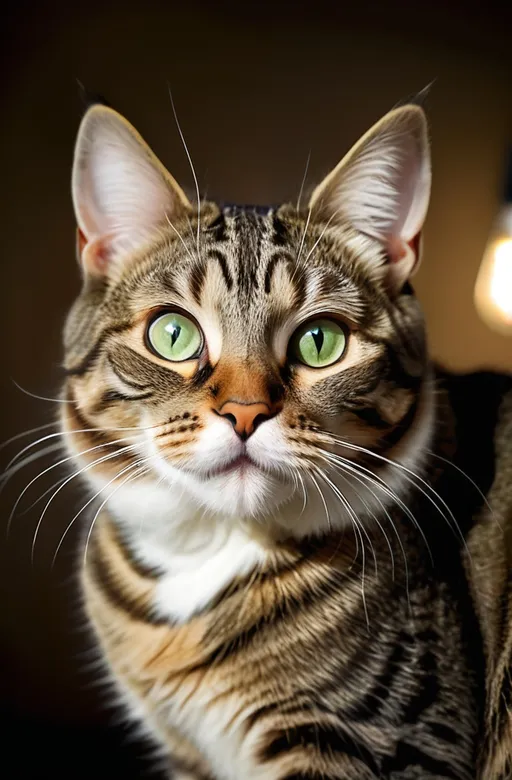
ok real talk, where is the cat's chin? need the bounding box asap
[154,454,293,519]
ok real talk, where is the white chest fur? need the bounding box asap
[101,482,280,777]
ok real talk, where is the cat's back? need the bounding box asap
[445,369,512,779]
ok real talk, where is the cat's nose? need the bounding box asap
[216,401,273,440]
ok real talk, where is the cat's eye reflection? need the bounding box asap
[290,318,348,368]
[146,311,203,362]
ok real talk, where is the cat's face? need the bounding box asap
[62,102,433,536]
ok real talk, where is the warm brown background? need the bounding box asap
[1,1,511,776]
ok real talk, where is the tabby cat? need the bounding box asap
[61,98,512,779]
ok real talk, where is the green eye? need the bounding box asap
[147,312,203,362]
[292,318,347,368]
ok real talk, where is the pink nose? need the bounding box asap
[217,401,272,440]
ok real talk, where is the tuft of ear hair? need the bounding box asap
[72,105,191,279]
[309,103,431,294]
[76,80,113,113]
[392,81,435,111]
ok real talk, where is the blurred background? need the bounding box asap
[2,0,512,777]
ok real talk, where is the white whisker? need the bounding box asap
[296,150,311,215]
[7,436,141,540]
[5,420,163,472]
[316,465,377,577]
[317,451,413,610]
[82,460,153,567]
[0,421,58,454]
[296,470,308,521]
[314,466,370,630]
[1,443,64,493]
[295,206,312,267]
[307,469,332,534]
[11,379,74,404]
[320,448,433,565]
[320,432,468,558]
[426,449,497,522]
[31,442,142,564]
[52,458,152,568]
[301,211,337,267]
[164,213,196,264]
[168,87,201,258]
[320,453,396,582]
[20,474,71,516]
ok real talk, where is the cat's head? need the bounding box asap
[62,101,433,540]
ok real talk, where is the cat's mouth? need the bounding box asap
[202,454,256,480]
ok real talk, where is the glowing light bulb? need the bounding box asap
[474,154,512,337]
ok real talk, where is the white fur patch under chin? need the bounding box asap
[101,476,270,622]
[154,527,268,622]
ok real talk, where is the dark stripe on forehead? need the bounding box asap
[236,211,262,296]
[189,259,207,305]
[264,250,308,308]
[206,212,227,242]
[312,270,375,326]
[207,249,233,291]
[272,213,289,246]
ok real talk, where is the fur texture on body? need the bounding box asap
[60,99,512,778]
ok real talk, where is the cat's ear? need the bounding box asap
[72,105,192,277]
[309,105,431,292]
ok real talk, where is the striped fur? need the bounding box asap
[60,103,512,778]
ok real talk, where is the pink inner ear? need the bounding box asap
[77,228,87,259]
[385,231,422,294]
[78,231,112,277]
[387,231,421,265]
[408,231,421,262]
[91,240,111,273]
[387,236,408,264]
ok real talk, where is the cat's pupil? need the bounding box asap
[169,325,181,347]
[311,327,324,355]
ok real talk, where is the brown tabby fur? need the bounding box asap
[58,101,512,778]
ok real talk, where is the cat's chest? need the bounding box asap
[115,623,281,780]
[154,674,267,780]
[99,527,279,777]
